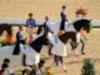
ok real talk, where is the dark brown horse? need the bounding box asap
[0,24,12,37]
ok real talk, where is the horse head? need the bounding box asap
[0,24,12,37]
[73,19,91,33]
[7,25,12,37]
[83,19,91,33]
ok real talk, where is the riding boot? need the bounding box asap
[48,43,53,56]
[23,54,26,66]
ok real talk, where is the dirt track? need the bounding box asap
[0,27,100,75]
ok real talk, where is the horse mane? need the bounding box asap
[0,24,12,36]
[30,35,48,53]
[73,19,90,32]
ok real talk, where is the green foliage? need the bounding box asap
[90,24,94,30]
[1,40,7,46]
[81,58,99,75]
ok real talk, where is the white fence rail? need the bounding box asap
[0,18,100,26]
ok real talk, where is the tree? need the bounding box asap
[81,58,100,75]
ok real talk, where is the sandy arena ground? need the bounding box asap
[0,0,100,74]
[0,0,100,19]
[0,27,100,75]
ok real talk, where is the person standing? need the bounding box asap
[80,29,87,54]
[74,7,88,55]
[3,58,16,75]
[0,63,9,75]
[60,5,68,32]
[26,13,36,36]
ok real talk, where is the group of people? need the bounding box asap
[0,58,53,75]
[0,58,16,75]
[4,5,89,74]
[6,5,88,55]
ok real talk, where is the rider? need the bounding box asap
[13,26,24,54]
[59,5,68,34]
[44,16,67,72]
[43,16,53,55]
[16,26,23,42]
[44,16,53,35]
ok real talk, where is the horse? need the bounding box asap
[0,24,12,37]
[44,19,91,72]
[59,19,91,55]
[0,30,52,67]
[37,19,91,55]
[36,19,91,71]
[0,19,91,68]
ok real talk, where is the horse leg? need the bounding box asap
[49,55,57,68]
[59,56,67,72]
[22,54,26,75]
[68,42,75,54]
[71,34,79,57]
[22,54,26,66]
[73,42,79,57]
[47,40,53,56]
[37,26,42,34]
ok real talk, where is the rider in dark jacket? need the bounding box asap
[60,5,68,31]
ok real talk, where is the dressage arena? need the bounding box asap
[0,0,100,75]
[0,0,100,19]
[0,27,100,75]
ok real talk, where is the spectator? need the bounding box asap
[0,63,9,75]
[3,58,16,75]
[25,67,32,75]
[30,64,41,75]
[39,60,46,75]
[26,13,36,36]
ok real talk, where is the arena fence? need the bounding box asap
[0,18,100,28]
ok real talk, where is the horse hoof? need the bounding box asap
[47,67,51,70]
[82,52,85,55]
[76,54,79,57]
[64,69,67,72]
